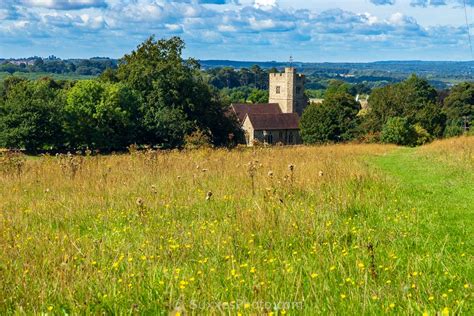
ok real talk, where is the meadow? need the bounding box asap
[0,137,473,315]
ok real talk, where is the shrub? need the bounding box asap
[380,117,416,146]
[444,120,464,138]
[413,124,433,146]
[184,129,212,150]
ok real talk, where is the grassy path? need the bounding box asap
[374,148,473,242]
[373,147,473,314]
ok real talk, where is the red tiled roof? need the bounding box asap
[246,113,300,131]
[230,103,281,123]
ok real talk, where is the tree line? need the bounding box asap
[1,36,472,152]
[0,37,239,152]
[300,76,473,146]
[0,56,117,76]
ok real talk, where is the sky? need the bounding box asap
[1,0,474,62]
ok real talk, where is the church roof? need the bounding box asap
[230,103,281,123]
[245,113,300,131]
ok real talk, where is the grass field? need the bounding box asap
[0,137,473,315]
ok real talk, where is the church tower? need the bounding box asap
[269,67,307,116]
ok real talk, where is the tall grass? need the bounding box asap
[0,141,472,314]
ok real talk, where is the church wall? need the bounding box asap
[242,116,255,146]
[252,129,301,146]
[269,67,307,116]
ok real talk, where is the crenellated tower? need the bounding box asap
[268,67,307,116]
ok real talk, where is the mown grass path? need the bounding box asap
[373,147,473,313]
[375,148,473,243]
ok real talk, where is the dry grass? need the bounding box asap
[418,136,474,168]
[0,141,472,314]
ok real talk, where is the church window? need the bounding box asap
[276,86,281,94]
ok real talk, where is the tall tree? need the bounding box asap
[443,82,474,127]
[364,75,445,137]
[0,78,65,151]
[300,92,361,144]
[117,36,238,148]
[64,80,139,149]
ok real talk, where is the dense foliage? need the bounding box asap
[0,37,239,151]
[0,78,65,151]
[300,75,472,146]
[0,38,473,151]
[380,117,416,146]
[300,91,361,144]
[64,80,139,149]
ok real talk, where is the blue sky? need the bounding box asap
[1,0,473,61]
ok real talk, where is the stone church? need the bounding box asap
[229,67,308,146]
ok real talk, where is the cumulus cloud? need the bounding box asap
[254,0,278,9]
[410,0,472,7]
[369,0,473,6]
[20,0,107,10]
[0,0,472,60]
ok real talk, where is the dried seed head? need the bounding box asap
[136,197,144,207]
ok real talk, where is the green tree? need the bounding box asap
[117,36,238,148]
[247,89,269,104]
[0,78,65,151]
[64,80,138,149]
[325,80,352,98]
[99,68,119,83]
[300,92,361,144]
[227,89,247,104]
[443,82,473,130]
[380,117,416,146]
[444,120,464,138]
[364,75,445,137]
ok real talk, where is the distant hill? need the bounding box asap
[200,60,473,78]
[1,57,472,87]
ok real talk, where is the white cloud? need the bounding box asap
[20,0,107,10]
[0,0,472,60]
[254,0,278,9]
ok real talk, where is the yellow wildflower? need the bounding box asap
[442,307,449,316]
